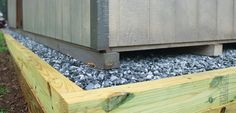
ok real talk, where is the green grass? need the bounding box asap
[0,108,7,113]
[0,85,7,96]
[0,31,7,53]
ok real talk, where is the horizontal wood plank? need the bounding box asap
[65,67,236,113]
[4,34,84,113]
[4,32,236,113]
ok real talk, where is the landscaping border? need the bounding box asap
[4,33,236,113]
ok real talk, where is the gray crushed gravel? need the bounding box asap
[5,30,236,90]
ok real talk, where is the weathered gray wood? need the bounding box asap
[118,0,149,46]
[22,0,91,48]
[150,0,176,44]
[81,0,91,47]
[234,0,236,39]
[55,0,63,40]
[62,0,71,42]
[15,0,236,52]
[22,0,27,30]
[175,0,198,42]
[198,0,217,41]
[70,0,82,45]
[34,0,41,34]
[71,0,91,47]
[48,0,56,38]
[38,0,45,35]
[8,0,17,28]
[109,0,120,47]
[217,0,234,40]
[31,0,36,33]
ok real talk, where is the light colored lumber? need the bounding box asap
[14,61,46,113]
[64,67,236,113]
[201,101,236,113]
[4,33,236,113]
[4,34,83,113]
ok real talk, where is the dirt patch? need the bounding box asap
[0,52,28,113]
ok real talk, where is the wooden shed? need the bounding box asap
[7,0,236,68]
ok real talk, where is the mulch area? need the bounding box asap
[0,51,28,113]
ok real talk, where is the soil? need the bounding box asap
[0,52,28,113]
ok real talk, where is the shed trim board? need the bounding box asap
[90,0,110,50]
[4,33,236,113]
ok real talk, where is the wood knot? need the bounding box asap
[103,92,134,112]
[210,76,223,88]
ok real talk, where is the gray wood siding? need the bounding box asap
[8,0,16,28]
[22,0,91,47]
[109,0,236,47]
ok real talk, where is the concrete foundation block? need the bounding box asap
[103,52,120,69]
[194,44,223,56]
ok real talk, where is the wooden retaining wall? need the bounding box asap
[4,33,236,113]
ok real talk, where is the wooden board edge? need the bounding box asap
[4,33,84,92]
[64,67,236,113]
[4,33,84,113]
[13,58,46,113]
[200,101,236,113]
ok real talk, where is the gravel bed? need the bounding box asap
[5,29,236,90]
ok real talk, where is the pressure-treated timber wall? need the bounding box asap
[22,0,91,47]
[4,33,236,113]
[7,0,16,28]
[109,0,236,47]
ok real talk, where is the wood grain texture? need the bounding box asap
[198,0,217,41]
[22,0,91,48]
[70,0,82,45]
[217,0,234,39]
[14,60,46,113]
[150,0,176,44]
[108,0,120,47]
[118,0,149,46]
[70,0,91,47]
[7,0,17,28]
[233,0,236,39]
[55,0,63,40]
[109,0,236,48]
[4,32,236,113]
[65,67,236,113]
[201,101,236,113]
[217,0,234,40]
[4,34,83,113]
[175,0,198,42]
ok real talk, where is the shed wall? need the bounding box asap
[8,0,16,28]
[109,0,236,47]
[22,0,91,47]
